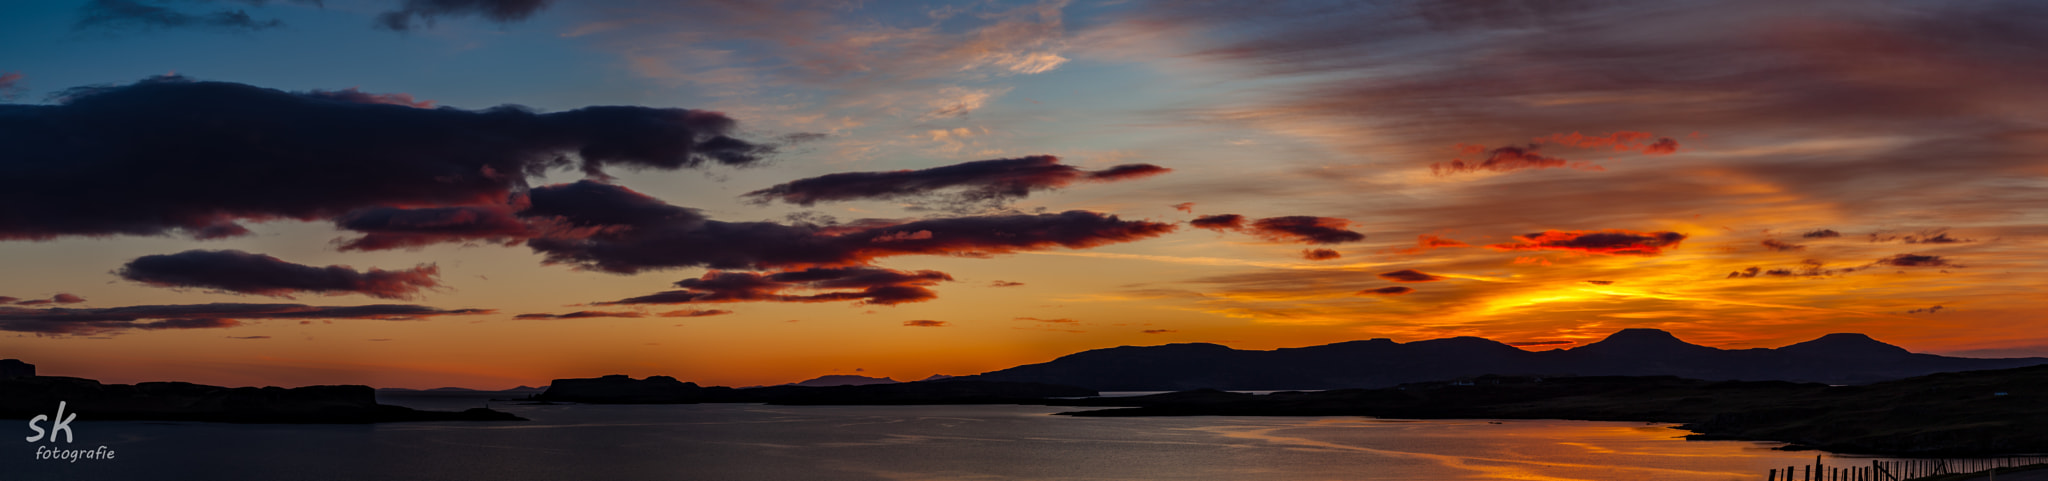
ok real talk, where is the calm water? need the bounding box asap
[3,393,1868,480]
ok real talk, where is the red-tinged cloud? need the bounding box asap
[1761,239,1806,252]
[741,156,1169,210]
[305,88,435,108]
[1141,329,1176,334]
[1394,234,1470,254]
[1377,269,1445,283]
[1535,131,1680,155]
[513,310,646,319]
[1641,138,1679,155]
[1487,230,1688,256]
[375,0,557,32]
[333,204,532,251]
[661,309,733,318]
[0,72,22,100]
[527,182,1176,273]
[117,250,441,300]
[1875,254,1960,268]
[1248,216,1366,244]
[1015,317,1077,324]
[12,294,85,306]
[1359,286,1414,296]
[1419,235,1469,249]
[1584,280,1614,285]
[1303,248,1341,260]
[989,280,1026,287]
[1432,145,1590,176]
[0,76,773,241]
[0,303,492,335]
[1803,229,1843,238]
[1537,131,1657,150]
[603,267,954,306]
[903,320,948,327]
[1171,202,1196,213]
[1190,214,1246,231]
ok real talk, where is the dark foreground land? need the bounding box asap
[1049,364,2048,456]
[0,376,524,423]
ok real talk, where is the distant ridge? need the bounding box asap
[957,329,2048,390]
[787,374,898,387]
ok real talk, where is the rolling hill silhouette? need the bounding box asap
[959,328,2048,390]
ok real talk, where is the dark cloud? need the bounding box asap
[989,280,1026,287]
[1487,230,1687,256]
[1432,132,1680,176]
[660,309,733,318]
[1359,286,1415,296]
[1189,214,1246,231]
[117,250,441,300]
[1802,229,1843,239]
[1141,329,1176,334]
[225,335,270,340]
[1877,229,1974,244]
[0,297,15,304]
[603,267,954,307]
[0,76,770,241]
[1907,233,1968,244]
[902,320,948,327]
[1247,216,1366,244]
[513,310,645,319]
[1905,305,1945,315]
[1302,248,1341,260]
[51,294,85,304]
[1584,280,1613,285]
[333,204,531,251]
[1726,259,1860,279]
[1190,214,1363,244]
[75,0,285,32]
[740,156,1169,211]
[0,303,491,335]
[1875,254,1959,268]
[1761,239,1806,252]
[376,0,554,32]
[1377,269,1445,283]
[526,182,1176,273]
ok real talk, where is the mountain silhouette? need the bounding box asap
[958,329,2048,390]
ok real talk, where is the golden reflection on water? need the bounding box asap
[1184,418,1824,481]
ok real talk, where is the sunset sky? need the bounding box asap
[3,0,2044,389]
